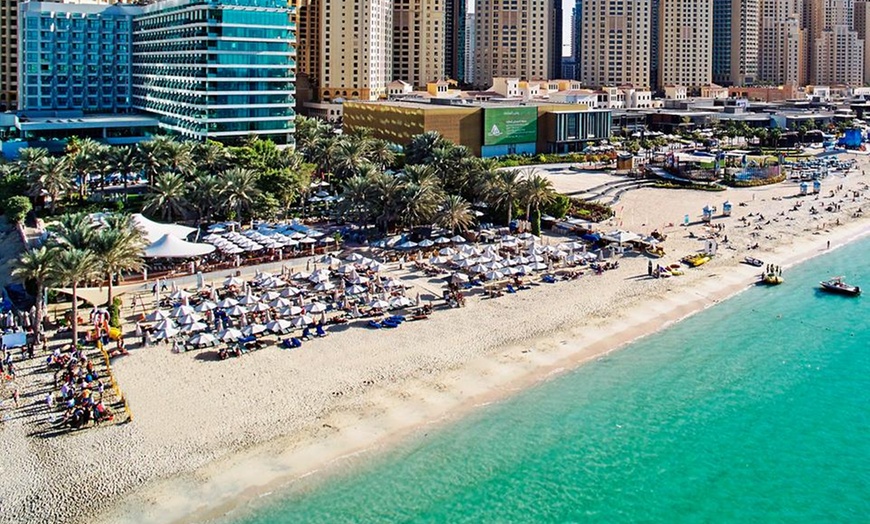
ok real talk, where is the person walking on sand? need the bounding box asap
[827,240,831,250]
[12,388,19,408]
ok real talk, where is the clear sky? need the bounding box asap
[562,0,574,57]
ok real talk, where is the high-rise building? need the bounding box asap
[572,0,583,81]
[579,0,651,89]
[18,1,137,114]
[759,0,806,86]
[650,0,659,89]
[393,0,445,89]
[807,0,863,85]
[473,0,554,87]
[464,8,476,84]
[295,0,320,94]
[658,0,713,89]
[445,0,468,83]
[853,1,870,85]
[712,0,759,86]
[1,0,19,111]
[549,0,562,80]
[320,0,392,101]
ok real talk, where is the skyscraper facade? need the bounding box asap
[854,1,870,86]
[1,0,20,111]
[649,0,659,90]
[393,0,445,89]
[580,0,651,89]
[320,0,392,101]
[572,0,583,81]
[808,0,863,85]
[658,0,713,89]
[473,0,554,87]
[444,0,466,82]
[712,0,759,86]
[759,0,806,86]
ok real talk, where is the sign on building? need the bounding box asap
[483,107,538,146]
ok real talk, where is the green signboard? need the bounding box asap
[483,107,538,146]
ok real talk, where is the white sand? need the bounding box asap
[1,154,869,524]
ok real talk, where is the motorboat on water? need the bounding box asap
[819,276,861,296]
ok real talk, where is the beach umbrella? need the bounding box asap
[347,284,367,295]
[349,275,369,284]
[188,333,217,348]
[267,319,294,334]
[484,270,505,281]
[306,302,328,313]
[345,253,365,262]
[397,241,418,250]
[291,315,314,327]
[308,270,330,283]
[153,319,177,331]
[278,305,304,317]
[226,305,248,316]
[261,291,282,302]
[383,279,403,289]
[154,326,180,340]
[195,300,217,313]
[531,262,548,271]
[290,271,311,280]
[337,264,357,275]
[249,302,271,313]
[314,281,335,291]
[369,298,391,309]
[451,273,470,283]
[216,298,239,308]
[451,235,466,243]
[487,261,504,270]
[243,324,267,337]
[429,255,448,264]
[439,247,456,256]
[171,305,196,318]
[469,263,488,273]
[390,296,414,308]
[219,328,244,342]
[181,321,208,333]
[269,297,292,309]
[435,236,452,244]
[177,313,202,325]
[280,286,302,297]
[418,239,435,248]
[517,265,534,275]
[145,309,171,322]
[169,289,192,301]
[237,293,260,306]
[518,232,535,240]
[299,237,316,244]
[223,276,244,287]
[368,262,385,272]
[320,255,342,266]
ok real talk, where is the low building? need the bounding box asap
[664,85,688,100]
[728,85,801,103]
[701,84,729,99]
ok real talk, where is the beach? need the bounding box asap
[1,154,869,524]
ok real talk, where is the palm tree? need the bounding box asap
[107,145,142,192]
[189,173,222,222]
[405,131,448,165]
[65,137,105,197]
[369,172,405,233]
[12,246,56,331]
[295,116,333,162]
[30,156,73,214]
[369,139,396,169]
[144,172,190,221]
[165,140,195,177]
[487,170,524,226]
[49,212,96,250]
[221,168,261,221]
[520,170,556,235]
[52,248,100,346]
[194,140,232,175]
[93,216,147,304]
[311,135,342,178]
[137,136,173,186]
[338,175,375,226]
[16,147,48,182]
[436,194,475,233]
[332,138,372,179]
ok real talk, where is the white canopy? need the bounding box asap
[144,234,216,259]
[132,214,197,243]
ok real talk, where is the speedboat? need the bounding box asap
[819,276,861,296]
[743,257,764,267]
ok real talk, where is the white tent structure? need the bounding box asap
[143,234,216,259]
[132,214,197,243]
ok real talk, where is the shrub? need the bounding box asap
[567,199,615,222]
[542,193,571,219]
[3,196,32,223]
[109,297,122,328]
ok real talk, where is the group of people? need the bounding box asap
[48,346,114,430]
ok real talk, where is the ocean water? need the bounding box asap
[230,237,870,524]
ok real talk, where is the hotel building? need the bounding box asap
[712,0,759,86]
[579,0,651,89]
[1,0,19,111]
[657,0,713,90]
[393,0,445,89]
[758,0,806,86]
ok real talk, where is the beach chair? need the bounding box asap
[382,318,400,328]
[506,284,517,294]
[387,315,405,323]
[541,275,556,284]
[315,325,328,337]
[367,320,383,329]
[301,327,312,340]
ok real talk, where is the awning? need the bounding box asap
[132,213,197,243]
[144,234,216,258]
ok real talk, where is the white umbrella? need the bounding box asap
[278,306,304,317]
[269,297,293,309]
[176,313,202,325]
[188,333,217,347]
[531,262,548,271]
[263,277,288,289]
[290,271,311,280]
[346,253,365,262]
[153,319,176,331]
[218,328,244,342]
[280,287,303,297]
[249,302,271,313]
[145,309,171,322]
[517,265,534,275]
[418,239,435,248]
[291,315,314,327]
[237,293,260,306]
[439,247,456,256]
[469,264,488,273]
[347,284,367,295]
[349,275,370,284]
[368,262,386,272]
[154,327,179,340]
[171,305,196,318]
[195,300,217,313]
[320,255,342,266]
[223,276,243,287]
[306,302,328,313]
[181,321,208,333]
[429,255,448,264]
[390,296,414,308]
[267,319,294,334]
[485,270,505,281]
[435,237,452,244]
[314,281,335,291]
[226,305,248,316]
[397,241,418,250]
[243,324,267,337]
[451,273,470,283]
[169,289,191,301]
[451,235,466,243]
[261,291,282,302]
[369,299,391,309]
[216,298,239,308]
[383,279,403,289]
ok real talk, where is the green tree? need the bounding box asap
[51,247,100,346]
[338,174,375,226]
[49,212,97,250]
[436,194,475,233]
[107,145,143,191]
[188,173,222,222]
[194,140,233,175]
[4,195,32,243]
[30,156,73,214]
[485,169,524,225]
[405,131,449,165]
[12,246,55,332]
[520,170,556,235]
[221,167,261,221]
[93,215,147,304]
[144,172,191,221]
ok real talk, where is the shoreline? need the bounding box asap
[101,217,870,524]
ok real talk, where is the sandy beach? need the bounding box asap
[1,153,869,524]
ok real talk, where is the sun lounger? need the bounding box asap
[367,320,383,329]
[382,320,400,328]
[315,325,328,337]
[541,275,556,284]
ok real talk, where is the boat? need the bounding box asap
[761,272,783,285]
[819,276,861,296]
[646,246,666,258]
[681,253,711,267]
[743,256,764,267]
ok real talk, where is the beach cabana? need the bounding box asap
[144,234,216,259]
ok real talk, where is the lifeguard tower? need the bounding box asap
[799,181,809,196]
[722,201,732,217]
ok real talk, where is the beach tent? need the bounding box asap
[602,230,640,245]
[144,234,216,259]
[132,214,197,243]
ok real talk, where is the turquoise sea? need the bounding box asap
[230,237,870,524]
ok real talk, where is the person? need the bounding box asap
[45,392,54,410]
[647,260,653,276]
[827,240,831,250]
[12,388,19,408]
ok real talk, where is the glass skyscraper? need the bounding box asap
[17,0,296,145]
[133,0,296,145]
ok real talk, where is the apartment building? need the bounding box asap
[657,0,713,90]
[712,0,759,86]
[853,1,870,85]
[393,0,445,89]
[473,0,555,88]
[758,0,806,86]
[1,0,19,111]
[319,0,392,101]
[807,0,863,85]
[579,0,651,89]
